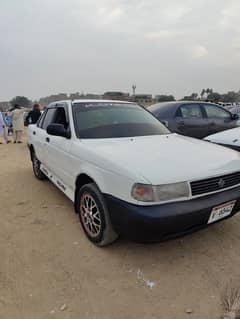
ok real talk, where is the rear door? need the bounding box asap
[175,103,208,138]
[202,104,236,135]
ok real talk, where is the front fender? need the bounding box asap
[75,163,139,205]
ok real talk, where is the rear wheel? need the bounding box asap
[76,183,118,246]
[32,151,47,180]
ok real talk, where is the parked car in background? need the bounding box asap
[149,101,239,139]
[228,105,240,115]
[27,100,240,246]
[204,127,240,151]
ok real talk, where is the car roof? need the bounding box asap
[149,101,223,117]
[47,99,135,108]
[72,99,134,104]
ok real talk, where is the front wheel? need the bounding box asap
[32,151,47,180]
[76,183,118,246]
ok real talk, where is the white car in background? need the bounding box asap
[27,100,240,246]
[229,105,240,115]
[204,127,240,151]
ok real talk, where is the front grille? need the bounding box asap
[191,172,240,196]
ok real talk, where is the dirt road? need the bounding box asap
[1,139,240,318]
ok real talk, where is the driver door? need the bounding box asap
[175,103,208,138]
[44,104,72,189]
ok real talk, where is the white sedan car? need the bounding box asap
[204,127,240,151]
[27,100,240,246]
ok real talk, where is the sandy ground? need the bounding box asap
[1,136,240,319]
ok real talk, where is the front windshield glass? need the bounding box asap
[73,102,170,139]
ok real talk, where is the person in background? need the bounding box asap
[0,112,10,144]
[26,104,41,125]
[8,104,27,144]
[4,113,13,135]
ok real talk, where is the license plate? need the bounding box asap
[208,201,236,224]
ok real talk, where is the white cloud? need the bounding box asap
[144,30,174,39]
[109,7,123,18]
[162,4,192,23]
[191,45,209,59]
[98,6,123,19]
[220,1,240,28]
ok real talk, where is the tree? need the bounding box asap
[181,92,198,101]
[207,92,221,103]
[10,96,32,108]
[181,95,193,101]
[191,93,199,100]
[221,91,239,103]
[155,95,175,102]
[200,89,205,100]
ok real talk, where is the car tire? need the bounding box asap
[32,151,47,180]
[76,183,118,246]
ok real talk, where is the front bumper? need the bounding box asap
[104,187,240,242]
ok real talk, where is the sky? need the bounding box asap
[1,0,240,100]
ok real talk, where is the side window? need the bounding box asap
[203,104,231,119]
[37,111,47,128]
[177,104,203,119]
[42,108,57,130]
[53,107,68,129]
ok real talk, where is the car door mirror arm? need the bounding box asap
[66,128,71,139]
[231,113,239,120]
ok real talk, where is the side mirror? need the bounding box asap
[232,113,239,120]
[47,124,71,138]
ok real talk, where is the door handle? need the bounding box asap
[33,131,36,135]
[46,137,50,143]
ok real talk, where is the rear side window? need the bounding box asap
[203,104,231,119]
[177,104,203,119]
[42,108,56,130]
[37,111,46,128]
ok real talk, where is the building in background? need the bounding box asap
[133,94,154,107]
[155,95,175,103]
[102,91,131,101]
[38,92,102,107]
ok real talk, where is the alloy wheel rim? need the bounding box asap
[80,193,101,238]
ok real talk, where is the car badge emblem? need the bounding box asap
[218,179,225,188]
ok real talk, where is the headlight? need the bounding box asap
[131,182,190,202]
[131,184,154,202]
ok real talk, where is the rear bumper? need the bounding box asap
[104,187,240,242]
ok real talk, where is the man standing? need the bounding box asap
[8,104,27,144]
[26,104,41,125]
[0,112,10,144]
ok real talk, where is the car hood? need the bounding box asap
[80,134,240,185]
[205,127,240,147]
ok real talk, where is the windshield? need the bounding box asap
[72,102,170,139]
